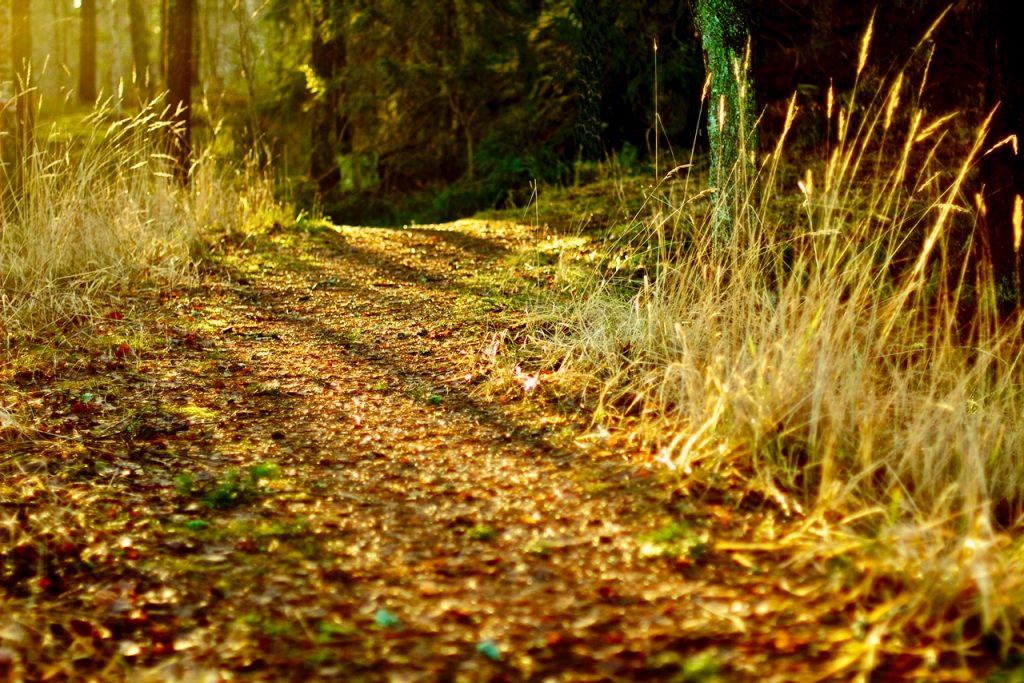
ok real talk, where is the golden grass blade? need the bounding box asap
[857,12,875,78]
[883,73,903,132]
[1014,194,1023,253]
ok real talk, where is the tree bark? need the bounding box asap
[78,0,96,103]
[309,0,349,197]
[127,0,151,99]
[165,0,193,183]
[695,0,756,242]
[980,0,1023,308]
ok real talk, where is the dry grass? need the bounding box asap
[1,97,276,340]
[515,15,1024,669]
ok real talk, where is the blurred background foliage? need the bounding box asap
[0,0,996,225]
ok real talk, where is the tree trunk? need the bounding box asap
[165,0,193,183]
[127,0,151,99]
[309,0,349,197]
[980,0,1023,309]
[78,0,96,103]
[11,0,31,156]
[695,0,756,242]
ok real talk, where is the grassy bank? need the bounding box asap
[506,21,1024,665]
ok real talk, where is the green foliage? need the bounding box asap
[583,1,704,152]
[244,1,706,223]
[204,471,250,510]
[647,650,724,682]
[989,657,1024,683]
[177,463,280,510]
[176,473,196,497]
[316,620,356,642]
[640,521,710,561]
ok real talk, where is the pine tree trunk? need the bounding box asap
[78,0,96,103]
[165,0,193,183]
[695,0,756,242]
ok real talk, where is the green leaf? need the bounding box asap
[249,462,280,482]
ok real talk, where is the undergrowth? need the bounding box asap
[0,97,278,341]
[506,13,1024,673]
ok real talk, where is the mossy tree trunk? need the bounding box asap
[695,0,756,242]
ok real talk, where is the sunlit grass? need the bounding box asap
[0,95,278,339]
[511,14,1024,670]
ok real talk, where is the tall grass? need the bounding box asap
[1,97,273,337]
[521,15,1024,663]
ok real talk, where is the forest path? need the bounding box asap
[4,220,871,681]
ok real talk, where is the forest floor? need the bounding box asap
[0,211,1003,681]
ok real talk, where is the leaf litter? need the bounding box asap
[0,219,1010,681]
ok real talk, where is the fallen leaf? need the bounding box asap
[374,609,401,628]
[477,640,501,661]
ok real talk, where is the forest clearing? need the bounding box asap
[3,0,1024,681]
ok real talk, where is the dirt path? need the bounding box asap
[1,220,956,681]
